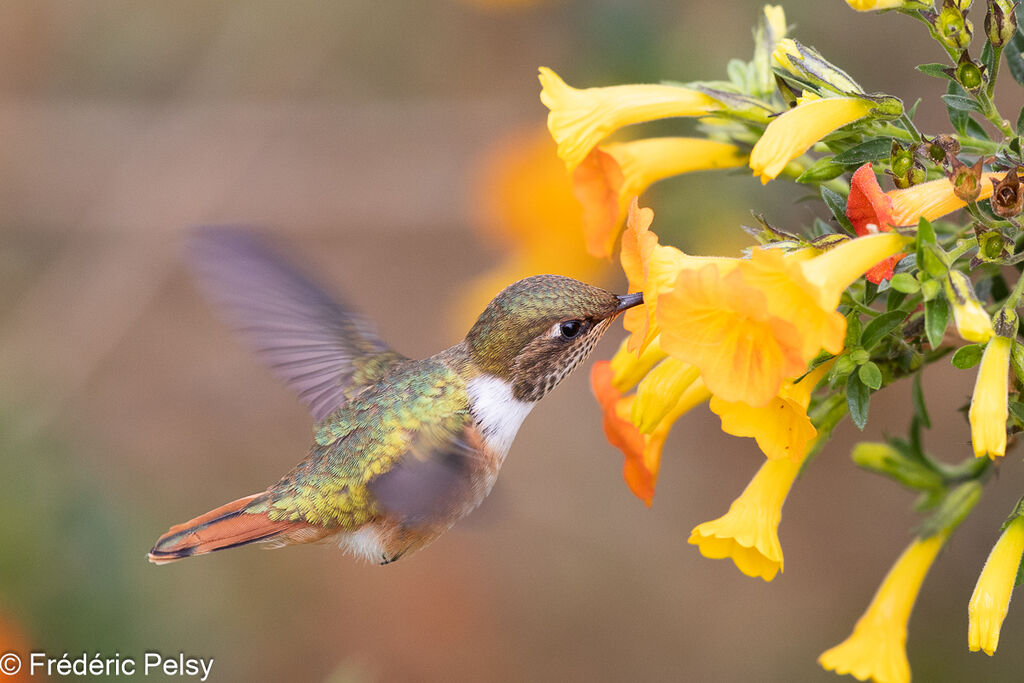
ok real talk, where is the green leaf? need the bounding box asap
[1004,33,1024,87]
[887,288,909,311]
[832,137,894,165]
[727,59,750,89]
[845,311,863,347]
[917,216,936,245]
[1014,552,1024,588]
[951,344,984,369]
[859,362,883,390]
[847,372,870,430]
[889,272,920,293]
[821,186,856,235]
[946,81,970,135]
[916,63,953,80]
[912,372,930,428]
[941,94,983,112]
[1008,400,1024,423]
[797,157,845,183]
[861,310,907,348]
[1016,108,1024,137]
[924,295,950,349]
[982,40,997,77]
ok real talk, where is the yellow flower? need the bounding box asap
[969,514,1024,656]
[750,96,874,183]
[969,329,1013,459]
[846,0,926,10]
[657,233,907,406]
[619,200,734,353]
[888,172,1003,226]
[593,338,709,505]
[819,532,949,683]
[945,270,993,343]
[453,127,605,331]
[538,67,720,171]
[573,138,746,258]
[688,452,806,581]
[710,361,832,460]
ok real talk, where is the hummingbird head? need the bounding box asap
[465,275,643,402]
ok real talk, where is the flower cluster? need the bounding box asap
[540,3,1024,682]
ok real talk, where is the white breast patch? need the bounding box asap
[466,374,535,460]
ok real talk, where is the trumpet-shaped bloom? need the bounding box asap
[846,163,904,283]
[819,532,949,683]
[656,233,907,406]
[710,361,832,460]
[945,270,994,343]
[888,172,1003,227]
[619,200,732,353]
[592,339,710,505]
[538,67,720,172]
[750,96,874,183]
[969,515,1024,656]
[688,452,806,581]
[573,138,746,258]
[969,334,1012,459]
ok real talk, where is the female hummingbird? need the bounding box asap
[148,229,643,565]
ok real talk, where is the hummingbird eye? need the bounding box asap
[558,320,583,339]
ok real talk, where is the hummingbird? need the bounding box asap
[148,228,643,565]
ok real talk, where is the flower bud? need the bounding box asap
[851,442,945,492]
[772,38,864,95]
[973,224,1014,263]
[928,134,961,164]
[945,270,994,343]
[990,169,1024,218]
[932,4,975,50]
[951,51,985,92]
[985,0,1018,48]
[891,140,915,177]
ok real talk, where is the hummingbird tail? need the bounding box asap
[147,493,319,564]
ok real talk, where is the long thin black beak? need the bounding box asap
[614,292,644,312]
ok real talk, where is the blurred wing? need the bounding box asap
[189,227,407,421]
[368,421,486,525]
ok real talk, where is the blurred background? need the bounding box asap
[2,1,1024,680]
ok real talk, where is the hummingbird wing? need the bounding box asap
[258,358,488,534]
[188,227,407,422]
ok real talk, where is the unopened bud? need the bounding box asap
[985,0,1018,47]
[945,270,994,343]
[891,140,915,177]
[953,51,986,92]
[851,442,945,492]
[772,38,864,95]
[990,169,1024,218]
[933,4,975,50]
[974,224,1014,262]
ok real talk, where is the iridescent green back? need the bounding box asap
[250,357,471,529]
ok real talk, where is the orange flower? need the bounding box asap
[846,163,904,283]
[592,339,710,505]
[574,138,746,258]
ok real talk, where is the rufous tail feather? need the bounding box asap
[147,493,317,564]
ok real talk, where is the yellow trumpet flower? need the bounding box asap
[969,334,1012,459]
[888,173,1003,227]
[710,361,832,460]
[573,138,746,258]
[969,514,1024,656]
[819,532,949,683]
[688,452,806,581]
[750,96,874,183]
[539,67,720,172]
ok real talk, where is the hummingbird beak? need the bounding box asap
[614,292,644,313]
